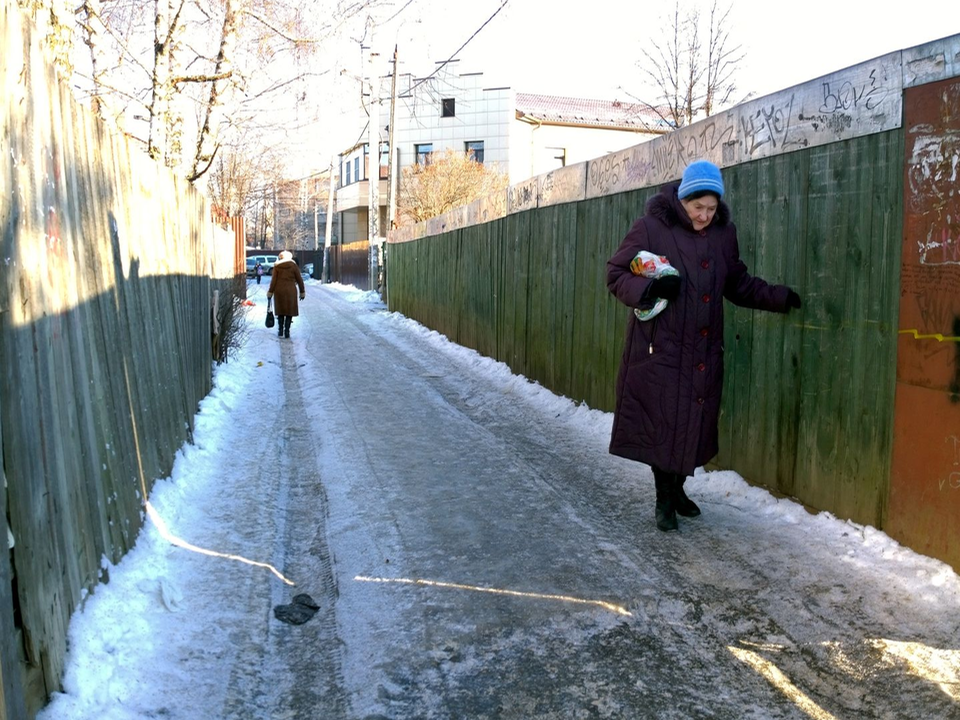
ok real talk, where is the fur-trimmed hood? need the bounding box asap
[274,250,296,267]
[645,183,731,231]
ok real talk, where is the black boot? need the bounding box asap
[277,316,285,337]
[673,475,701,518]
[283,316,291,338]
[653,469,678,532]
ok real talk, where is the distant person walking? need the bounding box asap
[255,262,264,284]
[267,251,305,339]
[606,160,802,532]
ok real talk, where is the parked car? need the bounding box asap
[301,262,314,278]
[246,254,279,276]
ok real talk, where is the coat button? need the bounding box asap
[700,328,709,337]
[702,294,711,303]
[698,362,706,371]
[701,260,709,269]
[697,397,705,405]
[699,230,707,237]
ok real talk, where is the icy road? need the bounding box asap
[41,281,960,720]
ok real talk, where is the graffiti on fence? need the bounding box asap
[586,145,656,198]
[739,94,809,157]
[908,130,960,267]
[539,163,586,207]
[650,116,736,176]
[508,178,538,213]
[940,435,960,489]
[818,69,890,114]
[942,472,960,491]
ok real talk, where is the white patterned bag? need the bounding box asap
[631,251,680,321]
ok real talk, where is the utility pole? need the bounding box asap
[367,45,380,292]
[272,181,279,249]
[387,45,399,230]
[323,156,335,283]
[313,191,319,279]
[313,193,319,253]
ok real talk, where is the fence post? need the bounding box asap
[0,439,27,718]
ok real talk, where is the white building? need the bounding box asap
[334,61,662,245]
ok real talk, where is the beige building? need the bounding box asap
[334,61,662,245]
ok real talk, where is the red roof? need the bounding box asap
[515,92,665,131]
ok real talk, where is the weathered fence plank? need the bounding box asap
[0,3,237,715]
[386,128,909,563]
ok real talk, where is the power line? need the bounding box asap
[381,0,418,26]
[406,0,510,95]
[333,1,510,162]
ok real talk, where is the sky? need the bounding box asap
[36,280,960,718]
[371,0,960,99]
[294,0,960,173]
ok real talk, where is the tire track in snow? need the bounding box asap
[217,327,349,717]
[270,337,349,717]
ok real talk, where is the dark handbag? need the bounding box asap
[265,298,275,328]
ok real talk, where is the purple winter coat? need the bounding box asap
[606,183,792,476]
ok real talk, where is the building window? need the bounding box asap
[415,142,434,166]
[345,159,351,185]
[441,98,455,117]
[465,141,484,164]
[353,157,360,182]
[379,142,390,179]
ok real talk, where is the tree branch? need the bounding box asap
[171,70,233,85]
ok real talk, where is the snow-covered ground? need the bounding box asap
[39,281,960,719]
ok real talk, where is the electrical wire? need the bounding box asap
[333,0,510,165]
[380,0,418,27]
[405,0,510,95]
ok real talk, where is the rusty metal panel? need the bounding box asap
[888,77,960,570]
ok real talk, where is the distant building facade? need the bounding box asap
[334,61,662,245]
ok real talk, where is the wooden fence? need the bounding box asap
[0,3,236,716]
[387,35,960,573]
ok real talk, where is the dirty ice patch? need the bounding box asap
[690,468,960,603]
[377,309,613,448]
[326,282,384,305]
[373,303,960,618]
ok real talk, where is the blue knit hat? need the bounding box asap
[678,160,724,199]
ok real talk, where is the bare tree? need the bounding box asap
[629,0,747,131]
[60,0,387,182]
[271,173,331,250]
[701,1,742,116]
[209,139,264,218]
[187,0,242,181]
[19,0,75,74]
[398,149,508,226]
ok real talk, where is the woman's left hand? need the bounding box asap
[299,293,305,301]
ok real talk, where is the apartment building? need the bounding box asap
[334,61,661,246]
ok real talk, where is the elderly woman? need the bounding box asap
[606,160,801,532]
[267,250,305,339]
